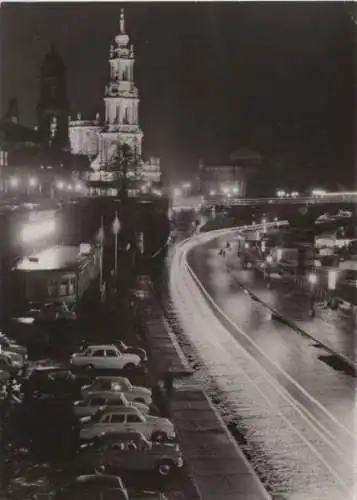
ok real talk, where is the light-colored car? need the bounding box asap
[74,394,150,418]
[79,406,175,442]
[81,376,152,406]
[78,430,183,476]
[71,346,141,371]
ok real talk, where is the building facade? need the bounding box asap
[69,9,161,192]
[198,148,261,199]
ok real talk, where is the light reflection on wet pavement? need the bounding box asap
[167,233,356,499]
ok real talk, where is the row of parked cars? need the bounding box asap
[1,329,183,500]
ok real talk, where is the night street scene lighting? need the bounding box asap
[0,2,355,500]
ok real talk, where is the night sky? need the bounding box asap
[0,2,355,187]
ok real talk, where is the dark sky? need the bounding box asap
[0,2,355,186]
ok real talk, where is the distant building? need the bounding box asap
[69,9,161,195]
[198,148,261,199]
[0,47,88,198]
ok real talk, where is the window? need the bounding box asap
[100,414,112,423]
[127,414,142,423]
[126,441,137,451]
[106,349,118,358]
[111,414,125,423]
[107,398,124,406]
[93,350,105,357]
[98,381,112,390]
[59,280,68,296]
[47,279,57,297]
[89,398,105,406]
[68,278,75,295]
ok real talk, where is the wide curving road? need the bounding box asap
[168,229,356,500]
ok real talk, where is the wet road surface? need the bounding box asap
[168,231,356,499]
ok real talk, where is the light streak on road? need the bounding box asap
[169,229,356,499]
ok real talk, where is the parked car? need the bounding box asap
[81,340,147,363]
[0,333,28,358]
[77,430,183,476]
[57,474,129,500]
[81,376,152,406]
[23,368,92,400]
[71,345,141,371]
[74,394,150,418]
[79,406,175,442]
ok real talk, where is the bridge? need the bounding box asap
[202,192,357,208]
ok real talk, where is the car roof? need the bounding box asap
[86,345,117,350]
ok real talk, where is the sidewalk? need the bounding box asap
[134,275,270,500]
[226,252,356,370]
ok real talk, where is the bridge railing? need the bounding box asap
[204,193,357,206]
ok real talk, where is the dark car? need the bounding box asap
[77,431,183,477]
[80,340,147,363]
[23,368,93,400]
[57,474,129,500]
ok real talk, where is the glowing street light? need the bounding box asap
[56,181,64,190]
[173,187,181,197]
[28,177,38,187]
[276,190,285,198]
[9,177,19,188]
[291,191,299,198]
[308,271,317,317]
[209,189,216,196]
[67,184,73,191]
[232,186,239,195]
[74,182,83,192]
[308,272,317,285]
[222,187,229,195]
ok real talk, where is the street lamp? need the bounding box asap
[28,177,38,187]
[56,181,64,190]
[9,176,19,188]
[276,248,283,262]
[209,189,216,196]
[308,272,317,317]
[112,211,121,279]
[173,187,181,197]
[327,268,338,309]
[232,186,239,195]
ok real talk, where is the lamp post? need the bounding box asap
[327,268,337,309]
[112,211,121,278]
[308,272,317,317]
